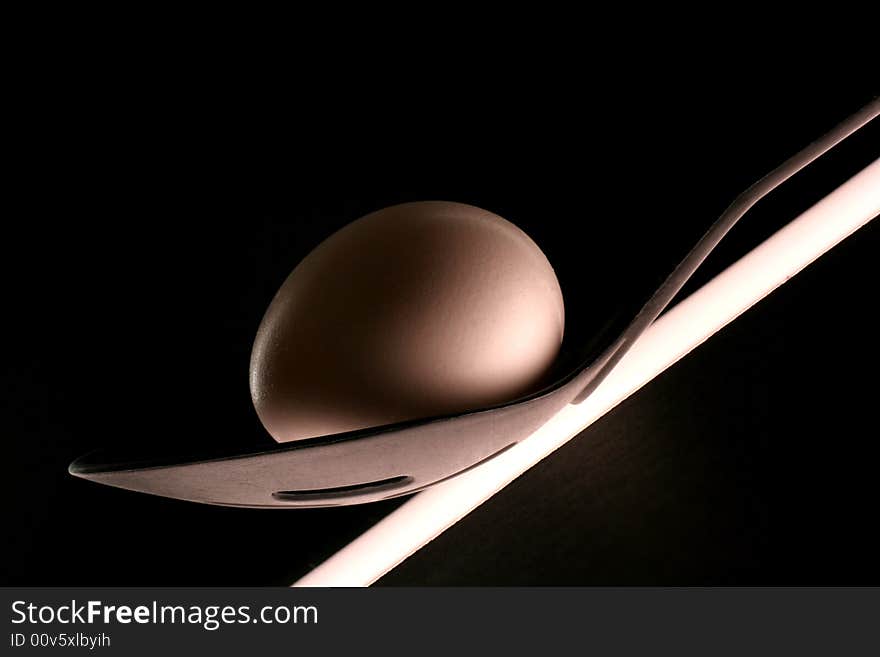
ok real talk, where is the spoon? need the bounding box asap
[69,98,880,508]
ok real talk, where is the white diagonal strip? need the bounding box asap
[294,158,880,587]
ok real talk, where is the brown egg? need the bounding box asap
[249,201,565,443]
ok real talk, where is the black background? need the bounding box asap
[3,75,878,585]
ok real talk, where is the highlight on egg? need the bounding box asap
[249,201,565,443]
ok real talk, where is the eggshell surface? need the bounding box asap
[250,201,564,443]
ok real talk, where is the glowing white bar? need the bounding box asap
[295,159,880,587]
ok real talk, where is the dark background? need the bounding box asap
[3,78,878,585]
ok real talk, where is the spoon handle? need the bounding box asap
[572,96,880,404]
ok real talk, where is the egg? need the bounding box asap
[249,201,565,443]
